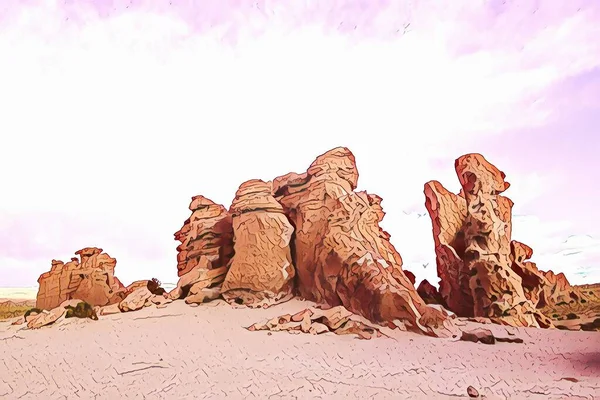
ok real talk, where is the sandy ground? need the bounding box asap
[1,299,599,400]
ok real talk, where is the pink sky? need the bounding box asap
[0,0,599,287]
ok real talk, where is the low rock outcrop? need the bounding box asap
[424,154,553,328]
[36,247,125,310]
[247,306,388,339]
[220,179,296,308]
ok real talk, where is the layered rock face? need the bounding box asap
[424,154,552,328]
[273,148,456,337]
[171,196,233,303]
[220,179,296,307]
[174,196,234,277]
[36,247,125,310]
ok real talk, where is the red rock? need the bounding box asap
[275,147,457,338]
[417,279,446,306]
[221,179,295,308]
[36,247,125,310]
[424,154,553,328]
[404,270,416,286]
[174,195,234,277]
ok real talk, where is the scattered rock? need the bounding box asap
[119,288,153,312]
[247,306,387,339]
[460,327,523,345]
[461,328,496,345]
[467,385,479,398]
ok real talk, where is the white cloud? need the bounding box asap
[0,2,598,287]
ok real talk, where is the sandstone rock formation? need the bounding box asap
[417,279,445,306]
[171,196,234,304]
[509,240,587,310]
[220,179,296,308]
[174,195,234,277]
[424,154,553,328]
[36,247,125,310]
[272,147,457,337]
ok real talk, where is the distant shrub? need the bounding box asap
[556,301,568,306]
[566,313,578,320]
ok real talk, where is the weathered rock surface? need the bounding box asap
[273,147,457,337]
[119,288,153,312]
[221,179,296,308]
[247,306,388,339]
[174,196,234,277]
[36,247,125,310]
[168,255,228,303]
[424,154,553,328]
[417,279,446,306]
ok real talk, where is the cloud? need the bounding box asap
[0,1,599,287]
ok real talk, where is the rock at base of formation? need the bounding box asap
[36,247,126,310]
[424,154,553,328]
[247,306,388,340]
[272,147,457,338]
[172,196,234,303]
[220,179,296,308]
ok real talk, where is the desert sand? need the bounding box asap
[1,298,599,400]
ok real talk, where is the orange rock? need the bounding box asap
[509,240,585,309]
[424,154,553,328]
[275,147,457,337]
[541,270,582,306]
[174,195,234,277]
[36,247,125,310]
[221,179,296,308]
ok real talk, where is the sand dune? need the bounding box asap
[1,299,599,400]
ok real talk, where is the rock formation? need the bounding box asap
[424,154,553,328]
[509,240,586,309]
[174,195,234,277]
[272,147,457,337]
[417,279,445,306]
[36,247,125,310]
[171,196,234,303]
[220,179,296,308]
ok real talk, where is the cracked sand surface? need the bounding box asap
[1,299,599,400]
